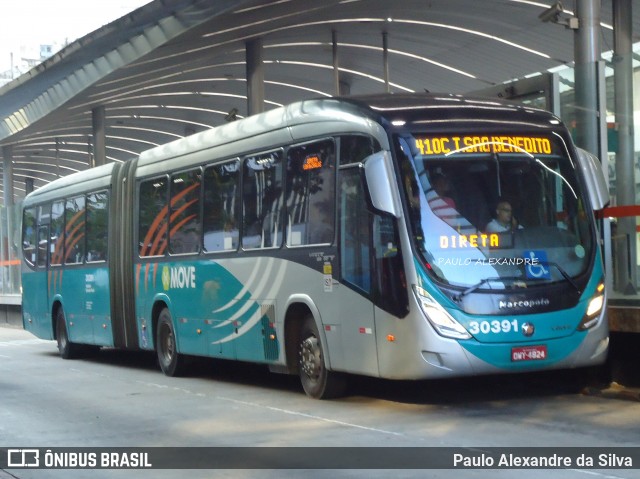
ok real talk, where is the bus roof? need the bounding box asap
[137,97,389,170]
[22,162,117,207]
[22,93,563,206]
[348,92,561,129]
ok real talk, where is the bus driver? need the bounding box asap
[486,198,523,233]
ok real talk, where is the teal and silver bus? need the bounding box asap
[21,94,610,398]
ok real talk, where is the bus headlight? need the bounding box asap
[413,285,471,340]
[578,281,605,331]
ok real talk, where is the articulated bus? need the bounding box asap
[21,93,610,399]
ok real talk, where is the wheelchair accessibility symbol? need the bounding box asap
[524,250,551,279]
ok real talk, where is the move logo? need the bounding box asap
[161,266,170,291]
[162,265,196,290]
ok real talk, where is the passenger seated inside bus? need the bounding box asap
[485,198,523,233]
[425,172,476,235]
[426,173,456,215]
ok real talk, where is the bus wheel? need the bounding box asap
[56,308,80,359]
[298,316,346,399]
[156,308,186,377]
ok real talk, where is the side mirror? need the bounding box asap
[363,151,401,218]
[575,148,609,211]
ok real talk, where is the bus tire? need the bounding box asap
[156,308,186,377]
[298,315,346,399]
[56,308,80,359]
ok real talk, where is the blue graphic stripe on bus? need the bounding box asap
[136,257,286,359]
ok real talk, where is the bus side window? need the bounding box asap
[37,226,48,268]
[86,192,108,262]
[285,139,336,246]
[203,160,240,253]
[22,207,37,267]
[242,150,283,249]
[50,200,65,267]
[339,135,381,165]
[64,195,86,265]
[339,167,373,294]
[138,177,168,257]
[169,169,201,255]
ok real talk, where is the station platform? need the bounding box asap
[609,285,640,333]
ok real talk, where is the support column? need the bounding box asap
[613,0,637,293]
[383,32,390,93]
[25,177,34,195]
[2,145,14,207]
[573,0,601,157]
[2,145,16,294]
[92,106,106,167]
[246,38,265,116]
[55,139,61,178]
[332,30,340,96]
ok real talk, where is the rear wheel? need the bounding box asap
[298,315,346,399]
[56,308,80,359]
[156,308,186,376]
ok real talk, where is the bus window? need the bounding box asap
[286,139,336,246]
[50,201,65,266]
[36,203,50,268]
[169,169,201,255]
[139,177,168,257]
[242,150,283,249]
[86,192,108,262]
[339,135,381,165]
[203,160,240,253]
[64,196,86,265]
[339,167,373,294]
[22,207,37,267]
[373,215,408,316]
[37,226,48,268]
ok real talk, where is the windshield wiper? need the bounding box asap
[538,261,581,295]
[454,276,523,302]
[453,263,581,303]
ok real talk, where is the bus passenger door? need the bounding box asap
[334,167,379,377]
[26,226,52,338]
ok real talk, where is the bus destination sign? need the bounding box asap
[415,135,553,156]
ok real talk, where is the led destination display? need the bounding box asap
[415,135,553,156]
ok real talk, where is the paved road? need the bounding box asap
[0,326,639,479]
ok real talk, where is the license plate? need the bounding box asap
[511,345,547,362]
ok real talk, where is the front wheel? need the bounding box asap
[56,308,80,359]
[298,315,346,399]
[156,308,186,377]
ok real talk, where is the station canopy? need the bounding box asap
[0,0,638,203]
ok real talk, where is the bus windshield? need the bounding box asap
[396,132,594,290]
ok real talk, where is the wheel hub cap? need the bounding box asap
[300,336,321,379]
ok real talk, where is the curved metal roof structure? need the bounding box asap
[0,0,638,204]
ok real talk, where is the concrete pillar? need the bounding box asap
[2,145,14,207]
[246,38,265,116]
[92,106,107,167]
[55,139,61,178]
[339,80,351,96]
[2,145,16,293]
[383,32,390,93]
[332,30,340,96]
[573,0,601,157]
[613,0,637,293]
[25,177,34,195]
